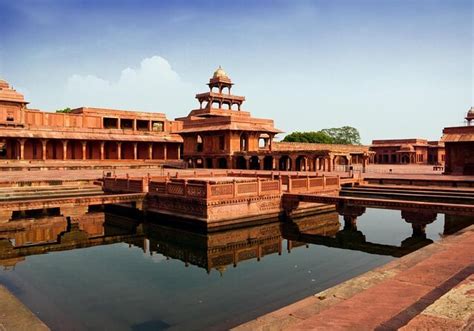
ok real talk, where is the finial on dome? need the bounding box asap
[213,66,228,79]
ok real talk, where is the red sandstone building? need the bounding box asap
[370,139,445,165]
[0,79,183,162]
[177,67,372,171]
[442,108,474,175]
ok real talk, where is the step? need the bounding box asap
[340,190,474,204]
[0,189,104,202]
[343,187,474,198]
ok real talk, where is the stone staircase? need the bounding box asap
[341,184,474,204]
[0,184,103,202]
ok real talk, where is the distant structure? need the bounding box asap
[370,139,445,165]
[0,78,182,162]
[177,67,372,171]
[442,107,474,175]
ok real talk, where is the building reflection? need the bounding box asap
[0,208,472,272]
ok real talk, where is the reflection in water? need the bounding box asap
[0,207,472,272]
[0,208,472,330]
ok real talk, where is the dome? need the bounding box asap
[467,107,474,117]
[213,66,228,79]
[399,144,415,152]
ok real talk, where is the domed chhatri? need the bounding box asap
[213,66,228,79]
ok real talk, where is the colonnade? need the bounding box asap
[186,153,371,172]
[1,138,181,161]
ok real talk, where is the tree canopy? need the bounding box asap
[282,126,361,145]
[56,107,73,113]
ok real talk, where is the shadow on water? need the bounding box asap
[0,204,472,330]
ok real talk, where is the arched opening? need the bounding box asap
[231,103,239,111]
[104,141,118,159]
[211,86,219,93]
[196,135,203,152]
[259,133,270,149]
[46,140,63,160]
[67,140,82,160]
[249,156,260,170]
[296,156,307,171]
[240,134,249,152]
[212,101,220,109]
[202,101,209,109]
[137,143,149,159]
[218,158,227,169]
[195,158,204,168]
[24,139,42,160]
[401,154,410,164]
[87,141,101,160]
[221,102,230,110]
[205,158,213,168]
[279,155,291,171]
[236,156,247,169]
[121,142,135,159]
[264,156,274,170]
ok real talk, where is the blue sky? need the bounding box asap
[0,0,472,143]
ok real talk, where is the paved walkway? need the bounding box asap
[234,225,474,330]
[0,285,49,331]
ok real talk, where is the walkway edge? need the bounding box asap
[233,224,474,331]
[0,285,50,331]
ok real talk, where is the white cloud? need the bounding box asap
[63,56,195,118]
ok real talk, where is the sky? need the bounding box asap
[0,0,472,144]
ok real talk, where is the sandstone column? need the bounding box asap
[258,156,265,170]
[163,144,167,160]
[133,143,138,160]
[148,143,153,160]
[100,142,105,160]
[19,139,26,160]
[117,142,122,160]
[82,141,87,160]
[62,140,68,161]
[42,139,48,161]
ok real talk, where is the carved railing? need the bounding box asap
[103,177,149,193]
[104,173,341,198]
[287,175,340,193]
[148,178,282,200]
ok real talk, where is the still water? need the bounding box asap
[0,208,471,330]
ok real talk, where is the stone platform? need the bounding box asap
[234,224,474,330]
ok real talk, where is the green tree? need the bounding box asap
[282,131,334,144]
[282,126,361,145]
[56,107,73,113]
[321,126,361,145]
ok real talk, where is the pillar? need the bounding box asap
[273,156,280,170]
[117,142,122,160]
[177,145,181,160]
[100,142,105,160]
[133,143,138,160]
[82,141,87,160]
[148,143,153,160]
[41,139,47,161]
[327,156,333,172]
[362,155,368,173]
[304,157,308,171]
[244,156,250,170]
[316,158,320,171]
[19,139,25,160]
[163,144,167,160]
[258,156,265,170]
[62,140,68,161]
